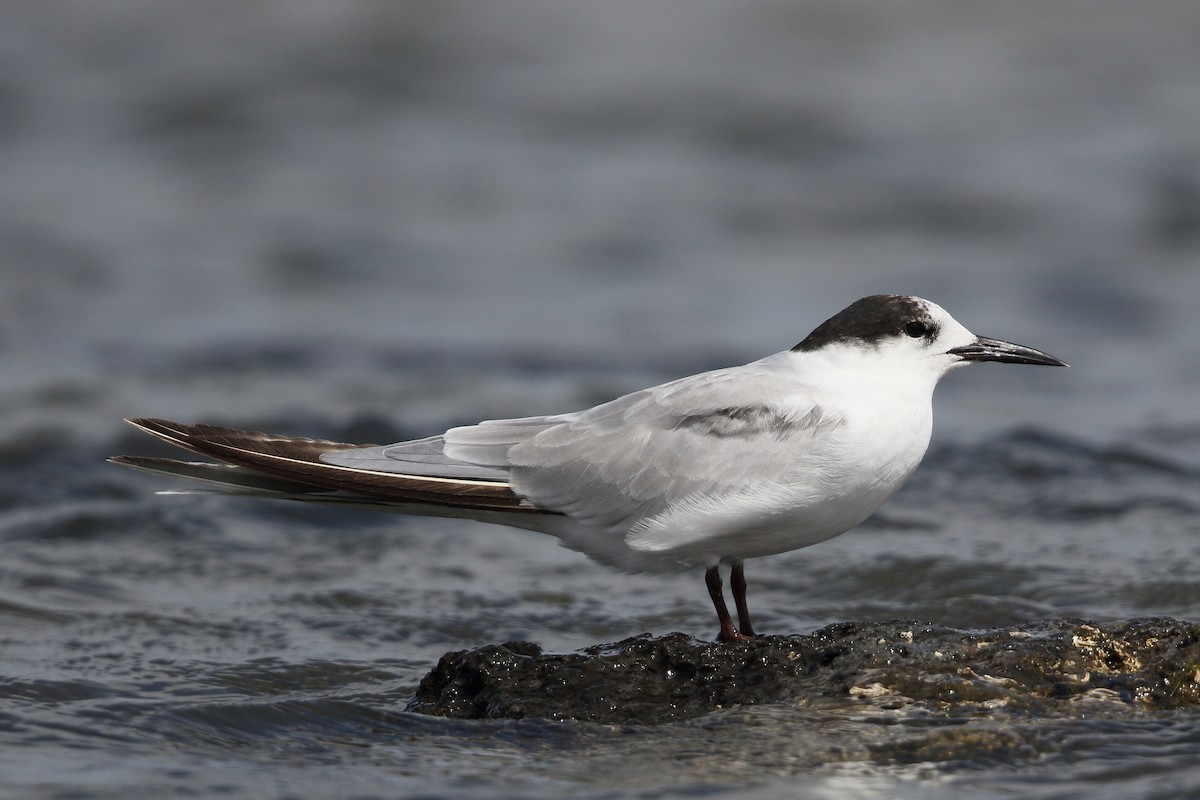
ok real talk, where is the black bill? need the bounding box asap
[947,337,1069,367]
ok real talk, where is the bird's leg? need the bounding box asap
[730,560,756,638]
[706,565,752,643]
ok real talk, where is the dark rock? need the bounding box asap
[407,618,1200,724]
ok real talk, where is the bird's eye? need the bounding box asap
[904,321,929,338]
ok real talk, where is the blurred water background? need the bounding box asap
[2,2,1199,797]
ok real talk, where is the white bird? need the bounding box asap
[112,295,1067,642]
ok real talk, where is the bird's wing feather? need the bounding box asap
[320,435,512,481]
[443,361,843,538]
[118,418,539,512]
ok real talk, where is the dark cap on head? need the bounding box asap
[793,295,934,352]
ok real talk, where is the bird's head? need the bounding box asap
[793,295,1068,385]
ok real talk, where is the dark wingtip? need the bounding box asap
[108,454,173,472]
[125,417,178,433]
[108,454,177,470]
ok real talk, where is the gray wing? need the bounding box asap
[441,359,843,539]
[320,435,511,481]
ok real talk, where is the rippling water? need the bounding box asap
[3,2,1200,798]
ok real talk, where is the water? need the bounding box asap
[2,2,1199,797]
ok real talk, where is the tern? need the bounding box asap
[112,295,1067,642]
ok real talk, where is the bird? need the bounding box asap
[112,295,1067,642]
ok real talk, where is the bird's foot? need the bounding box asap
[717,625,757,643]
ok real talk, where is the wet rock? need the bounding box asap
[407,618,1200,724]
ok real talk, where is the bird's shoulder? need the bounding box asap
[571,351,837,434]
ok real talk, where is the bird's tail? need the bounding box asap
[111,418,548,517]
